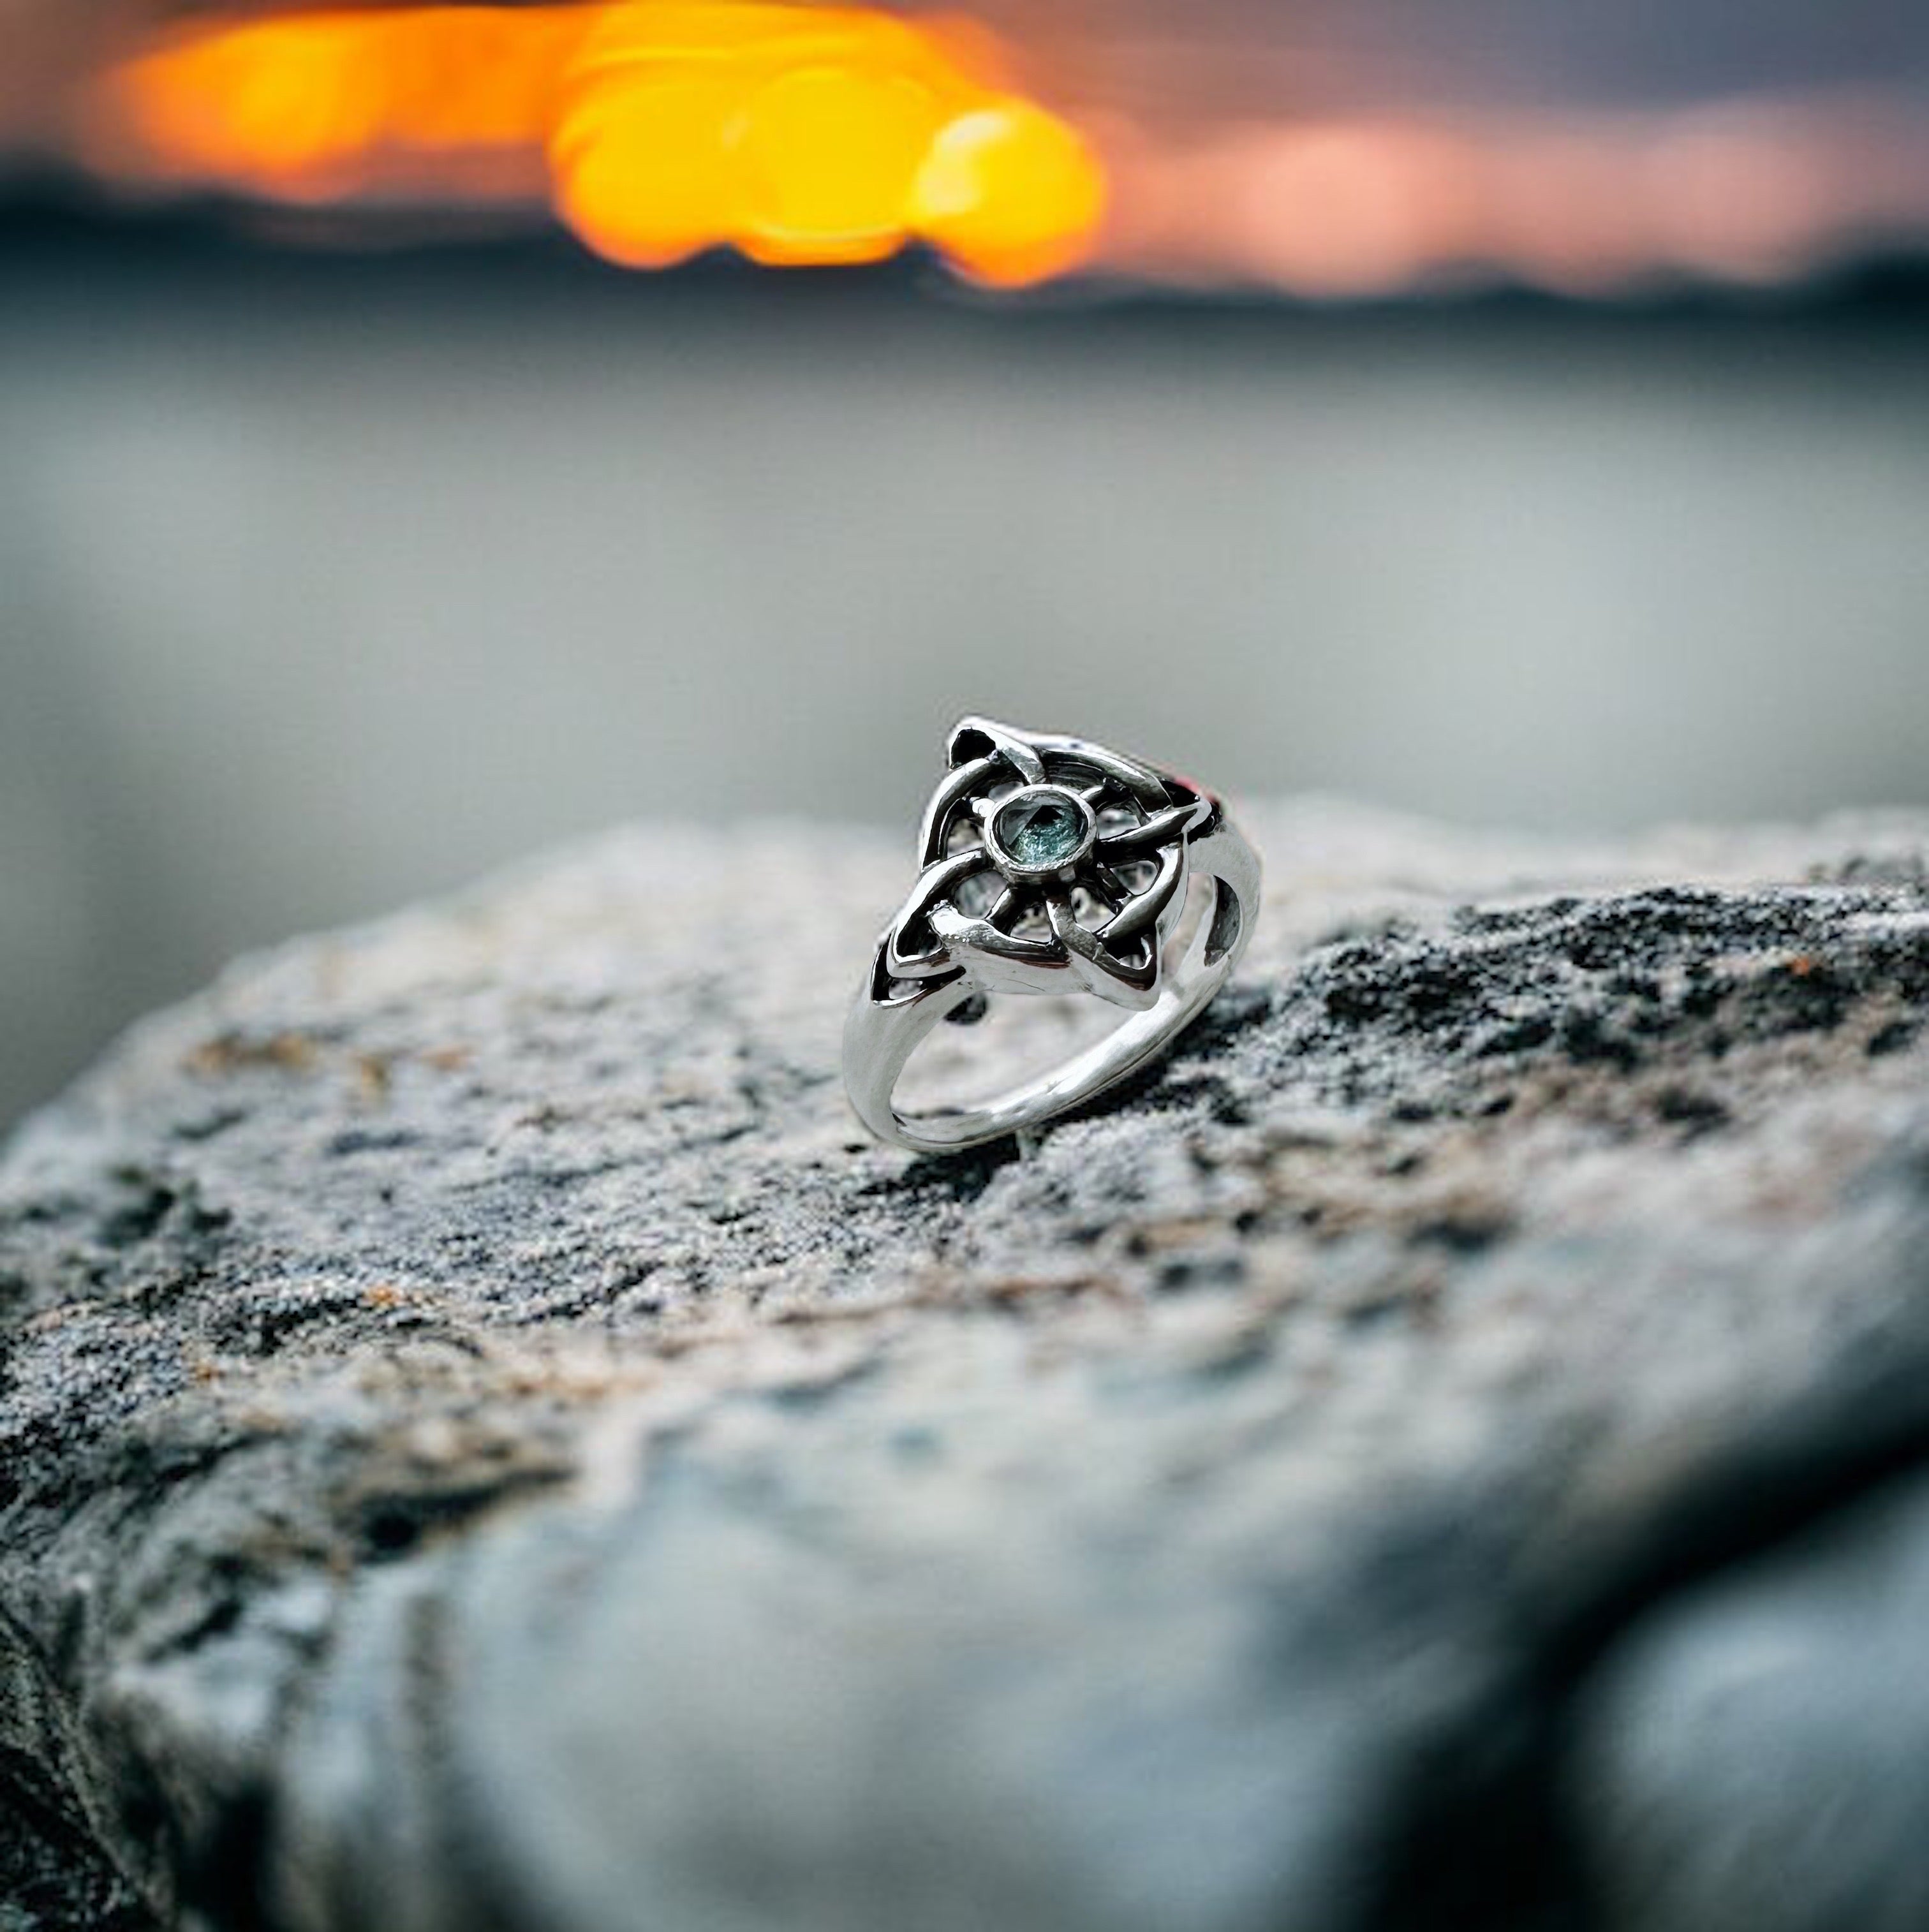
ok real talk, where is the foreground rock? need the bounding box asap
[3,801,1929,1932]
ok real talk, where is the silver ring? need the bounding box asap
[844,716,1261,1153]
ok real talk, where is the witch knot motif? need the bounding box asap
[869,716,1215,1012]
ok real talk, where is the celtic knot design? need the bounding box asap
[869,716,1216,1012]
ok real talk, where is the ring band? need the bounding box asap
[844,716,1261,1153]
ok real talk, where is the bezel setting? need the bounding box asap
[985,784,1098,879]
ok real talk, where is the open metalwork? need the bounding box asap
[844,715,1261,1152]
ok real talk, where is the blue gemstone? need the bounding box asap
[998,793,1084,867]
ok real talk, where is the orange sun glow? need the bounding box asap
[85,1,1109,282]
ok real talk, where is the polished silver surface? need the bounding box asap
[845,716,1261,1153]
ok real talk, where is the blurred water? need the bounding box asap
[3,234,1926,1128]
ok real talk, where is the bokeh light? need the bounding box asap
[86,2,1110,282]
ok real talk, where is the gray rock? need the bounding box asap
[1571,1465,1929,1932]
[3,800,1929,1932]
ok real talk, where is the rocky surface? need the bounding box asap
[3,799,1929,1932]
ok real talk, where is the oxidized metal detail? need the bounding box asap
[870,716,1215,1012]
[845,715,1260,1153]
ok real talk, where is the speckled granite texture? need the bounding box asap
[3,801,1928,1932]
